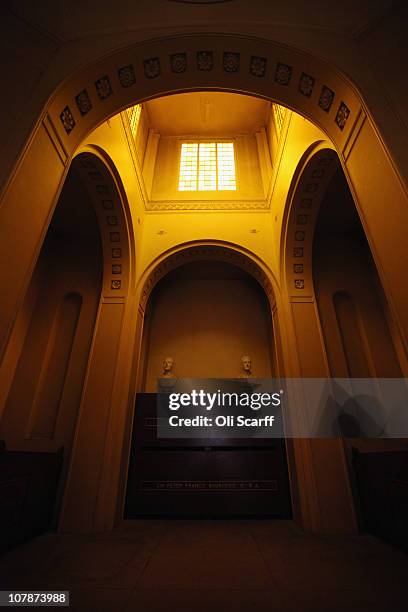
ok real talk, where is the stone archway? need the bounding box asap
[132,239,283,396]
[49,34,361,155]
[73,149,131,297]
[125,239,293,519]
[279,145,361,535]
[282,142,407,379]
[139,241,276,310]
[0,146,137,533]
[133,238,281,382]
[56,148,137,532]
[282,145,339,301]
[280,143,407,535]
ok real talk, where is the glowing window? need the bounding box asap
[178,142,236,191]
[126,104,142,137]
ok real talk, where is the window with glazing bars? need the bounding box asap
[178,142,236,191]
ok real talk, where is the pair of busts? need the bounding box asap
[161,355,253,378]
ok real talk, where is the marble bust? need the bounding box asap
[162,356,174,378]
[158,356,176,392]
[241,355,252,378]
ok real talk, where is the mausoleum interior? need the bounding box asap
[0,2,407,610]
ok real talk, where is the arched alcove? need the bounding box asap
[141,259,275,389]
[282,145,406,379]
[134,240,282,389]
[281,144,407,534]
[125,244,292,518]
[0,149,135,534]
[0,156,104,534]
[311,162,408,534]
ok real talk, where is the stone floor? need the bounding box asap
[1,520,407,611]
